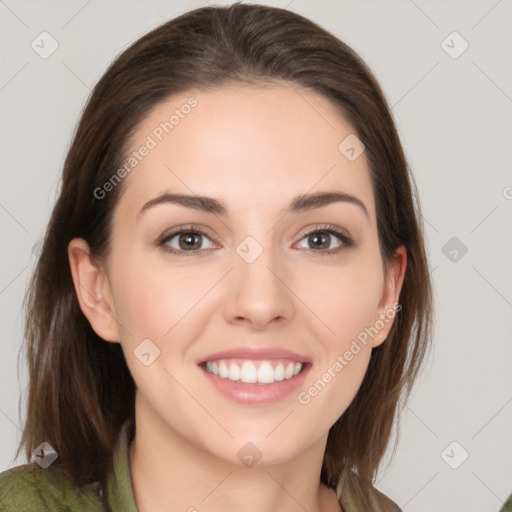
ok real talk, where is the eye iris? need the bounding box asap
[179,233,202,250]
[309,232,329,249]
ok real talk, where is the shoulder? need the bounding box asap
[500,493,512,512]
[367,485,403,512]
[0,462,102,510]
[338,470,403,512]
[0,464,50,509]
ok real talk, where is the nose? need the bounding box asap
[222,244,295,331]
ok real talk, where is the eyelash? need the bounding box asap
[156,224,354,258]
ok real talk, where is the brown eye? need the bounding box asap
[307,232,334,250]
[296,226,352,253]
[159,227,216,257]
[176,232,203,250]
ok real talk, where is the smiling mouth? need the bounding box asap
[200,359,307,385]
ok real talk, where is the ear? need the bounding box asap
[68,238,120,343]
[371,245,407,348]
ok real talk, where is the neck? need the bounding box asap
[127,401,341,512]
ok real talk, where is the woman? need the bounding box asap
[0,3,432,511]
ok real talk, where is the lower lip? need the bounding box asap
[200,364,311,405]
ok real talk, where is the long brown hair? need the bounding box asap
[16,2,433,508]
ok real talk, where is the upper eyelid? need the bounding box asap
[159,225,215,242]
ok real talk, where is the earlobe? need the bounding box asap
[371,245,407,348]
[67,238,120,342]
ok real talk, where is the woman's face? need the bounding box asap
[75,83,405,466]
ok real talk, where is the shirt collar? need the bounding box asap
[105,418,138,511]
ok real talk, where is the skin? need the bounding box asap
[68,83,406,512]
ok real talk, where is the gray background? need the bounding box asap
[1,1,511,511]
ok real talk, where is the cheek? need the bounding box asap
[295,252,383,416]
[298,278,377,429]
[109,248,201,340]
[303,256,384,346]
[111,269,168,340]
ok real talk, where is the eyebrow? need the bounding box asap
[138,190,369,219]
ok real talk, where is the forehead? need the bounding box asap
[116,83,375,221]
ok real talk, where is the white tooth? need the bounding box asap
[293,363,302,376]
[284,362,294,379]
[240,361,258,383]
[206,361,212,373]
[257,362,275,384]
[219,360,229,378]
[211,361,219,376]
[228,362,241,381]
[274,363,285,381]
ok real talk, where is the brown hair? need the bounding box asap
[16,2,432,508]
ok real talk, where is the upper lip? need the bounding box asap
[198,347,311,365]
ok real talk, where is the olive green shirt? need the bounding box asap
[0,420,402,511]
[0,421,137,511]
[500,493,512,512]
